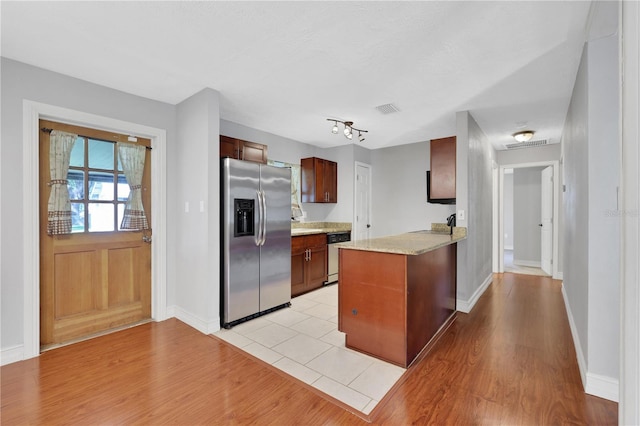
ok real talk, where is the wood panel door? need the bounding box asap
[39,120,152,347]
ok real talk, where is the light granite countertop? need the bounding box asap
[335,227,466,255]
[290,221,351,236]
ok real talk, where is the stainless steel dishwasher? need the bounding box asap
[326,231,351,284]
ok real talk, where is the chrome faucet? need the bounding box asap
[446,213,456,235]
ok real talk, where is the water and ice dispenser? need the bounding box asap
[234,199,254,237]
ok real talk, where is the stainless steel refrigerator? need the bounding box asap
[221,158,291,328]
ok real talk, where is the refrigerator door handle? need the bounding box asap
[256,190,264,246]
[260,190,267,246]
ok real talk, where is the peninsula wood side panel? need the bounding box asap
[338,249,407,366]
[339,244,457,367]
[406,244,456,363]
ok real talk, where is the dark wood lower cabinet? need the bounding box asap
[338,243,457,367]
[291,234,327,297]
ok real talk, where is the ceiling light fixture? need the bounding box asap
[512,130,535,143]
[327,119,368,142]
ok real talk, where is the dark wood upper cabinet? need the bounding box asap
[429,136,456,203]
[219,135,268,164]
[301,157,337,203]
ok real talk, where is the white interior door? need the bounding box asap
[354,162,371,241]
[540,166,553,275]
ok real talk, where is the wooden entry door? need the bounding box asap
[39,120,152,347]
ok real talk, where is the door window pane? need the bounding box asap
[68,170,85,200]
[88,139,114,170]
[117,174,130,201]
[69,137,85,167]
[88,171,115,201]
[88,203,115,232]
[117,203,126,230]
[71,202,85,233]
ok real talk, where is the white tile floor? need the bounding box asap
[213,284,406,414]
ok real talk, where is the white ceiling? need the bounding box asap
[1,1,594,150]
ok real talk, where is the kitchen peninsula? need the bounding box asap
[337,228,466,368]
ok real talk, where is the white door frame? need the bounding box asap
[495,160,560,278]
[22,100,168,360]
[540,166,554,275]
[353,161,372,241]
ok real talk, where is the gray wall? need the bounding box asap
[175,89,221,329]
[456,111,496,303]
[586,32,619,380]
[370,141,455,237]
[562,27,619,383]
[563,42,590,373]
[0,58,177,350]
[513,167,545,264]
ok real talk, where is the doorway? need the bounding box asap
[354,162,372,241]
[496,161,559,278]
[22,101,168,360]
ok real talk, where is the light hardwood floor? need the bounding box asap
[1,273,617,424]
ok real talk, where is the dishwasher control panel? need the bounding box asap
[327,232,351,244]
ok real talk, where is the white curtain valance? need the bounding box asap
[117,142,149,230]
[47,130,77,235]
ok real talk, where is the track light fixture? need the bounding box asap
[326,119,368,142]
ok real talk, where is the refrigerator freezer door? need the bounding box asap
[259,165,292,311]
[222,158,261,324]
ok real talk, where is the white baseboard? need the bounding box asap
[554,271,563,280]
[586,372,619,402]
[561,284,618,402]
[513,259,542,268]
[1,345,26,366]
[171,305,220,335]
[561,283,587,387]
[457,273,493,314]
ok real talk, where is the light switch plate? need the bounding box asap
[457,210,465,221]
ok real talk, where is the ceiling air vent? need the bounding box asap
[375,103,400,114]
[505,139,548,150]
